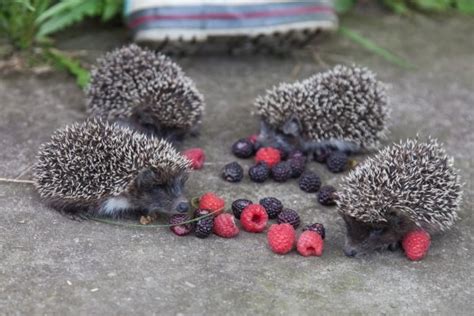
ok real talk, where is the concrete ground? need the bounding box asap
[1,12,473,316]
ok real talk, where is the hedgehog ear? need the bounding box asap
[282,115,301,137]
[259,120,274,139]
[135,168,157,190]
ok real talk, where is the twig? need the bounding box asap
[15,165,33,180]
[291,63,302,79]
[0,177,34,184]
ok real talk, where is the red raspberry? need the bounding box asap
[199,192,225,215]
[213,213,239,238]
[182,148,205,170]
[267,224,295,254]
[255,147,281,168]
[402,229,431,261]
[297,231,324,257]
[240,204,268,233]
[248,134,258,144]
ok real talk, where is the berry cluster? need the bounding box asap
[221,137,345,209]
[167,192,326,258]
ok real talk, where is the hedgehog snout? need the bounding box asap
[343,245,358,257]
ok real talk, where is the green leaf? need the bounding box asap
[46,48,90,88]
[36,0,82,24]
[36,0,101,37]
[335,0,356,14]
[339,26,416,69]
[382,0,411,15]
[412,0,451,11]
[455,0,474,13]
[101,0,123,21]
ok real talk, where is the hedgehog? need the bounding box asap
[337,138,463,257]
[85,43,204,143]
[254,64,389,156]
[33,119,192,219]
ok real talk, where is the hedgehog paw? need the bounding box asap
[388,242,401,251]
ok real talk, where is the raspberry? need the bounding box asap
[231,198,253,219]
[232,138,254,158]
[326,151,348,173]
[195,217,214,238]
[271,162,292,182]
[259,197,283,219]
[318,186,337,206]
[240,204,268,233]
[288,157,306,178]
[298,171,321,193]
[213,213,239,238]
[277,209,300,228]
[169,214,193,236]
[297,231,324,256]
[194,208,212,218]
[199,192,225,215]
[248,162,270,183]
[267,224,295,254]
[221,162,244,183]
[303,223,326,239]
[182,148,205,170]
[402,229,431,261]
[255,147,281,168]
[313,147,332,163]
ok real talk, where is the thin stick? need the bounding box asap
[0,177,34,184]
[15,164,33,179]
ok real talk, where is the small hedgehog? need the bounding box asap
[86,44,204,142]
[337,138,463,257]
[33,119,192,218]
[255,64,389,155]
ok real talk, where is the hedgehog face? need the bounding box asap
[342,211,413,257]
[257,118,302,154]
[128,169,190,215]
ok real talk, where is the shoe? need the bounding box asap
[124,0,338,54]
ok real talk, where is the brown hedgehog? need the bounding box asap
[33,119,192,218]
[337,138,463,257]
[255,64,389,155]
[85,44,204,143]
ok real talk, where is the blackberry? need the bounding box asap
[277,208,300,228]
[232,138,254,158]
[222,162,244,182]
[288,150,305,160]
[195,217,214,238]
[326,151,348,173]
[298,171,321,193]
[231,198,253,219]
[289,157,306,178]
[313,147,332,163]
[259,197,283,219]
[318,186,337,206]
[271,162,292,182]
[248,162,270,183]
[303,223,326,239]
[169,214,193,236]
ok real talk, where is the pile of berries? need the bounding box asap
[219,136,344,207]
[168,192,326,258]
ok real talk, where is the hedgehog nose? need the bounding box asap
[176,202,189,213]
[344,247,357,257]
